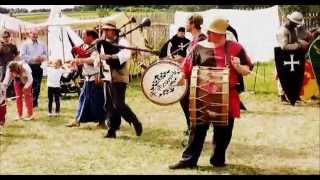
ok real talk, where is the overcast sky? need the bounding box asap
[0,5,77,11]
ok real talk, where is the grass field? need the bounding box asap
[0,62,319,174]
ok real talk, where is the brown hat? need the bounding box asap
[102,20,120,31]
[208,18,229,34]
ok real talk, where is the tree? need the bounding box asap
[280,5,320,15]
[96,8,111,17]
[0,6,10,13]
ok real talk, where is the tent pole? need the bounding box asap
[252,61,259,93]
[60,26,66,63]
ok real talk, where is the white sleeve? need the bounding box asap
[20,42,32,63]
[2,66,11,87]
[59,68,66,78]
[167,42,172,57]
[61,68,70,78]
[91,50,101,68]
[41,43,48,62]
[23,63,33,89]
[116,38,131,65]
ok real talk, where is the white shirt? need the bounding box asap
[3,61,33,89]
[46,67,66,88]
[100,37,131,65]
[81,40,100,81]
[82,50,100,80]
[116,38,131,65]
[20,39,47,64]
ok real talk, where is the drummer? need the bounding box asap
[169,18,253,169]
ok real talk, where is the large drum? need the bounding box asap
[189,66,229,127]
[141,59,188,105]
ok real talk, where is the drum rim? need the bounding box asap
[308,36,320,60]
[141,59,188,106]
[196,66,230,71]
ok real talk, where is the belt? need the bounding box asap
[83,72,98,81]
[28,63,42,67]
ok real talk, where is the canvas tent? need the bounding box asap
[170,5,281,62]
[0,13,38,47]
[43,6,83,63]
[40,6,150,75]
[0,13,35,32]
[0,7,83,62]
[1,5,152,74]
[36,7,148,52]
[43,6,151,76]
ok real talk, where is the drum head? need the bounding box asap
[141,60,187,106]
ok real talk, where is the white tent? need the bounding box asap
[1,5,150,68]
[0,7,83,62]
[0,13,35,32]
[44,6,83,63]
[44,6,150,60]
[36,7,148,51]
[47,26,83,62]
[170,6,281,62]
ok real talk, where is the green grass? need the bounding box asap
[14,11,99,23]
[4,9,319,174]
[0,62,319,174]
[244,61,278,94]
[14,10,173,24]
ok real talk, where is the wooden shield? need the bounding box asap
[308,37,320,85]
[274,47,305,105]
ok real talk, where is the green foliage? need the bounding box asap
[30,8,50,13]
[0,6,10,13]
[280,5,320,15]
[0,74,319,174]
[96,8,111,18]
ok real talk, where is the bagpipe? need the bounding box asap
[71,43,96,59]
[66,16,158,86]
[94,17,161,86]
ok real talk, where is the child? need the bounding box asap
[47,59,66,116]
[0,82,6,135]
[2,61,33,120]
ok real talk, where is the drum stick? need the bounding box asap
[168,41,192,57]
[168,36,207,58]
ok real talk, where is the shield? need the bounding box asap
[308,36,320,85]
[274,47,305,105]
[300,60,319,101]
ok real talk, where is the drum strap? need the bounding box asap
[224,41,230,67]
